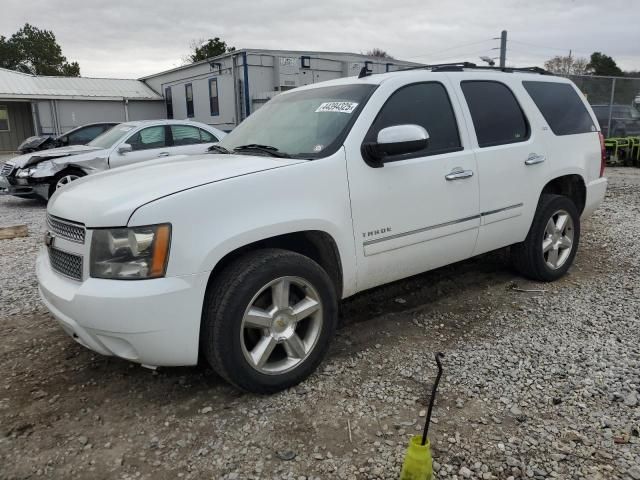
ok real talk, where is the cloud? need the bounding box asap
[1,0,638,78]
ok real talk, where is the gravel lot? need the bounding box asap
[1,161,639,480]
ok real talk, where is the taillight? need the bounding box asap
[598,132,606,177]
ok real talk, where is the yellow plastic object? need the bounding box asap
[400,435,433,480]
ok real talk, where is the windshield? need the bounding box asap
[219,84,376,158]
[88,124,137,149]
[612,106,640,119]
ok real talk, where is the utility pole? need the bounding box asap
[499,30,507,68]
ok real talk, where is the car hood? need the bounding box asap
[9,145,104,169]
[48,154,305,227]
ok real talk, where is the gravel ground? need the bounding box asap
[1,162,639,480]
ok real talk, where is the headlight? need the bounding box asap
[16,168,36,178]
[90,224,171,279]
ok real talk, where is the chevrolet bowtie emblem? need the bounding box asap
[44,231,55,247]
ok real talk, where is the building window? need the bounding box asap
[0,106,9,131]
[301,56,311,69]
[185,83,194,118]
[209,78,219,117]
[165,87,173,119]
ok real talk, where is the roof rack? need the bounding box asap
[358,62,552,78]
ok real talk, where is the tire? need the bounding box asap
[48,168,86,198]
[512,194,580,282]
[201,248,338,393]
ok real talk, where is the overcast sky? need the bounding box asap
[2,0,639,78]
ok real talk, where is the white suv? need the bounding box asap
[37,65,607,393]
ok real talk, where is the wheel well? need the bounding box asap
[541,175,586,214]
[207,231,343,298]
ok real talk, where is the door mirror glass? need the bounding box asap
[117,143,132,154]
[363,125,429,166]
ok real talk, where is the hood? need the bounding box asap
[48,154,305,227]
[9,145,104,169]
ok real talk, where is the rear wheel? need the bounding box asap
[48,168,86,198]
[512,194,580,282]
[201,249,338,393]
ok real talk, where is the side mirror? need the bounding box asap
[362,125,429,167]
[117,143,132,155]
[59,136,69,146]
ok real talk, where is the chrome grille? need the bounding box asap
[47,215,85,244]
[48,248,83,281]
[1,162,14,177]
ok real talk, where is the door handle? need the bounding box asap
[525,153,546,165]
[445,168,474,181]
[158,152,170,157]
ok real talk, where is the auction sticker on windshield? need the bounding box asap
[315,102,359,114]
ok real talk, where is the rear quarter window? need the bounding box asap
[523,81,595,136]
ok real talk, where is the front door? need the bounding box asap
[346,80,480,291]
[110,125,170,168]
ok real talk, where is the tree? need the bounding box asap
[366,48,393,59]
[587,52,623,76]
[186,37,235,63]
[0,23,80,76]
[544,55,589,75]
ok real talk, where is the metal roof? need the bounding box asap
[0,68,162,101]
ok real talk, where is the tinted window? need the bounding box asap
[185,84,194,118]
[171,125,203,146]
[67,125,106,144]
[199,129,217,142]
[461,81,529,147]
[209,78,219,116]
[523,81,595,136]
[127,126,166,151]
[364,82,461,158]
[165,87,173,119]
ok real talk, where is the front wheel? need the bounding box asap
[48,168,86,198]
[201,249,338,393]
[512,194,580,282]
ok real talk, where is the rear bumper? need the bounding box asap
[582,177,608,218]
[36,248,210,366]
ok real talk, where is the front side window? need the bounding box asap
[461,81,529,148]
[209,78,219,116]
[185,84,194,118]
[523,81,595,136]
[218,84,376,158]
[165,87,173,119]
[127,126,167,151]
[364,82,462,160]
[0,106,9,131]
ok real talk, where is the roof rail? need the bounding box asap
[361,62,552,77]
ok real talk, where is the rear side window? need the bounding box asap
[365,82,461,159]
[461,81,529,148]
[523,81,595,135]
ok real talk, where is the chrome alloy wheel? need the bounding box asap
[55,174,81,190]
[542,209,574,270]
[240,276,323,375]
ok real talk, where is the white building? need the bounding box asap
[141,49,421,131]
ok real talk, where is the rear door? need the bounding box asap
[169,124,219,155]
[453,77,550,255]
[110,125,170,168]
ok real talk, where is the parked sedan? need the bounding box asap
[17,122,120,154]
[0,120,226,201]
[592,104,640,137]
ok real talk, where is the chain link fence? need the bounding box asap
[563,74,640,139]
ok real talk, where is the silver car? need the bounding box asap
[0,120,226,201]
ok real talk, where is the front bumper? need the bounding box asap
[36,248,210,366]
[0,175,49,199]
[582,177,608,218]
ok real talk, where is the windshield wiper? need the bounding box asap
[233,144,291,158]
[208,144,231,154]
